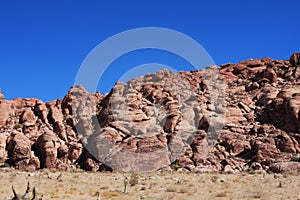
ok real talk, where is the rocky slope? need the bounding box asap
[0,53,300,173]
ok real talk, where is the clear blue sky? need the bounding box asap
[0,0,299,102]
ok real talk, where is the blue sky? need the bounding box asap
[0,0,299,102]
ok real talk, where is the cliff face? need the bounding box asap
[0,53,300,173]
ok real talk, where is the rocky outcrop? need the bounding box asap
[257,86,300,132]
[35,131,60,168]
[269,161,300,173]
[6,131,40,169]
[1,54,300,173]
[289,52,300,67]
[0,101,14,126]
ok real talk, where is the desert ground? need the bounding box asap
[0,168,300,200]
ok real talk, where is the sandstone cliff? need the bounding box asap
[0,53,300,173]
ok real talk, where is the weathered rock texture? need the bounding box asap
[1,53,300,173]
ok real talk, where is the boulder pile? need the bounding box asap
[0,53,300,173]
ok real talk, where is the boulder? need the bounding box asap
[68,142,82,161]
[35,131,60,168]
[289,52,300,66]
[269,161,300,173]
[20,108,36,124]
[274,130,300,153]
[250,137,280,166]
[6,132,32,169]
[34,101,48,124]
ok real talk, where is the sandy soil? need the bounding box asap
[0,168,299,200]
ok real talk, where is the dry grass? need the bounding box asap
[0,168,300,199]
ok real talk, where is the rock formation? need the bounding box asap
[289,52,300,67]
[0,54,300,173]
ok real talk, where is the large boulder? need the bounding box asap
[20,108,36,124]
[289,52,300,66]
[34,100,49,124]
[35,131,60,168]
[269,161,300,173]
[66,85,98,139]
[6,131,39,169]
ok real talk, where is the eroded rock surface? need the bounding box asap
[1,54,300,173]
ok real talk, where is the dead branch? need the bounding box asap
[10,182,43,200]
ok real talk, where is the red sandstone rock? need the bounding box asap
[269,161,300,173]
[0,54,300,173]
[6,131,35,169]
[289,52,300,66]
[0,102,14,126]
[35,131,60,168]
